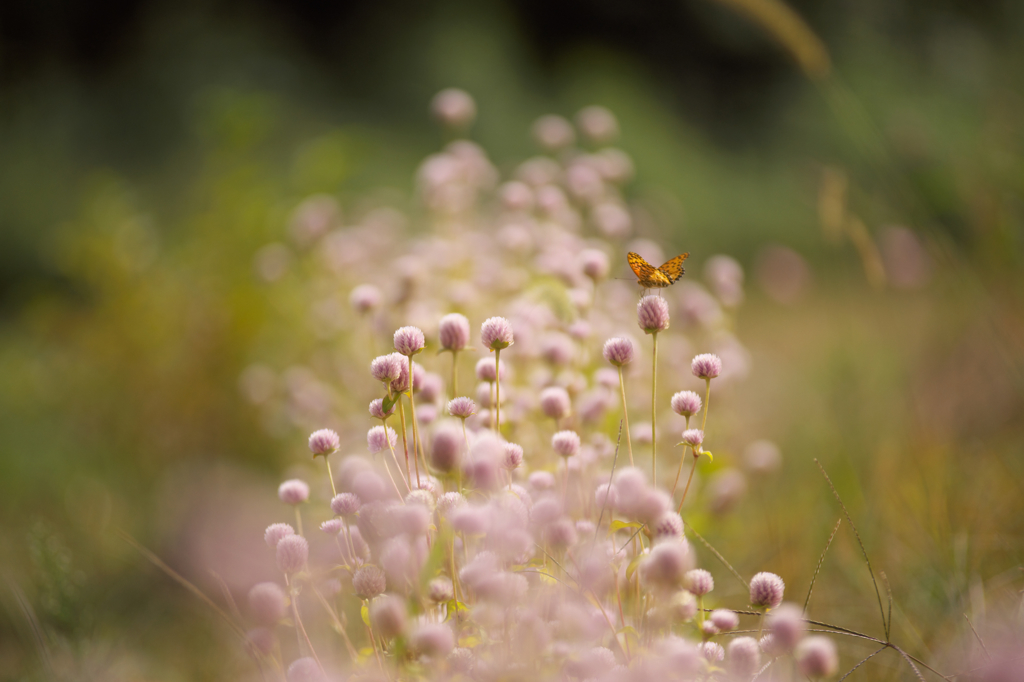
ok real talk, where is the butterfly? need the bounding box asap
[627,251,689,289]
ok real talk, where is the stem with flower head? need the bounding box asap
[617,366,634,466]
[651,331,659,483]
[494,348,502,435]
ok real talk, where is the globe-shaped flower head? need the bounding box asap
[439,313,471,352]
[481,317,514,351]
[691,353,723,380]
[602,337,635,367]
[637,295,670,334]
[308,429,340,457]
[394,326,426,356]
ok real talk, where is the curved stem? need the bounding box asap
[325,456,337,498]
[651,332,659,483]
[676,455,699,514]
[617,366,634,466]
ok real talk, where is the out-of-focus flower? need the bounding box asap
[278,480,310,505]
[532,115,575,151]
[686,568,714,596]
[431,88,476,129]
[265,523,295,548]
[796,636,839,678]
[352,565,387,600]
[540,386,571,420]
[248,582,288,624]
[439,313,471,351]
[552,430,581,458]
[350,284,382,314]
[367,425,398,453]
[276,534,309,574]
[576,106,619,145]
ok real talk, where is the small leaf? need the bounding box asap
[360,603,370,627]
[382,394,399,413]
[626,555,644,582]
[703,451,714,462]
[610,520,642,531]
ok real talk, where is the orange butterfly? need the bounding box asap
[627,251,689,289]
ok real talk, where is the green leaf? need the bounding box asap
[360,603,370,627]
[610,520,642,531]
[703,450,713,462]
[626,555,644,582]
[382,394,399,414]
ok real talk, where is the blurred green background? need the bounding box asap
[1,0,1023,678]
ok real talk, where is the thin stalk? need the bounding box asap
[671,415,691,496]
[617,367,634,466]
[407,356,424,488]
[676,452,698,515]
[324,456,338,498]
[450,349,459,398]
[700,378,711,433]
[494,349,502,435]
[651,332,658,483]
[397,400,412,486]
[285,575,325,674]
[294,507,304,536]
[383,419,411,495]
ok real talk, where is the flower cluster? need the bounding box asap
[233,90,841,681]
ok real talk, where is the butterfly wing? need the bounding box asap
[657,253,689,284]
[627,252,658,284]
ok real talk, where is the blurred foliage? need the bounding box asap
[0,0,1023,678]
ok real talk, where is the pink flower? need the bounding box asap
[602,337,635,367]
[439,313,471,351]
[481,316,514,351]
[637,295,670,333]
[394,326,426,356]
[691,353,722,380]
[308,428,340,457]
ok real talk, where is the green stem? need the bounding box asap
[651,332,659,483]
[494,349,502,436]
[677,452,698,515]
[700,378,711,433]
[294,507,303,536]
[397,399,411,487]
[451,349,459,398]
[325,456,337,498]
[407,356,422,488]
[671,416,690,496]
[617,366,634,467]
